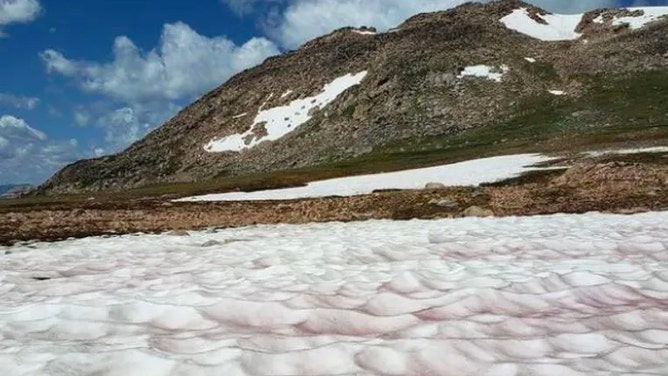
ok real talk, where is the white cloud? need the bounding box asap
[0,0,41,36]
[73,110,90,126]
[94,101,181,152]
[0,115,80,183]
[0,114,46,140]
[41,22,279,103]
[0,93,39,109]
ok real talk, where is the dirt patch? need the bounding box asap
[1,155,666,246]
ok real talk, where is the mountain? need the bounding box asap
[39,0,668,194]
[0,184,34,198]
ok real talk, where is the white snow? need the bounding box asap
[232,113,247,119]
[353,30,377,35]
[176,153,552,202]
[503,6,668,41]
[457,64,509,82]
[2,211,668,375]
[585,146,668,157]
[594,7,668,29]
[501,8,583,41]
[205,71,367,152]
[280,89,293,99]
[548,89,565,95]
[524,57,537,63]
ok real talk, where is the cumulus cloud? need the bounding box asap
[0,0,41,37]
[92,101,181,153]
[0,115,79,183]
[0,114,46,141]
[0,93,39,109]
[41,22,279,103]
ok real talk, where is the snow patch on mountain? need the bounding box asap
[594,7,668,29]
[205,71,367,152]
[457,65,509,82]
[501,8,583,41]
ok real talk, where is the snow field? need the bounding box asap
[205,71,367,152]
[1,212,668,375]
[176,153,553,202]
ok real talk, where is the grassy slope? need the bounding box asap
[2,69,667,209]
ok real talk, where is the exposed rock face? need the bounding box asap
[39,0,668,194]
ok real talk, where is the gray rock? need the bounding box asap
[462,205,495,218]
[430,198,458,209]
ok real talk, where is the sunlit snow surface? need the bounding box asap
[2,212,668,375]
[500,8,583,41]
[177,153,552,202]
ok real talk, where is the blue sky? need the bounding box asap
[0,0,665,184]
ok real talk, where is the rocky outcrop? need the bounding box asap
[39,0,668,194]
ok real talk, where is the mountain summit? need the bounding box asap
[40,0,668,193]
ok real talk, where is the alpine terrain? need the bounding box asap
[38,0,668,194]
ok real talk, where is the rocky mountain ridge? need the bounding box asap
[39,0,668,194]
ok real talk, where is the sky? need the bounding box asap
[0,0,665,184]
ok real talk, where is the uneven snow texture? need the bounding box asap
[205,71,367,152]
[594,7,668,29]
[176,153,552,202]
[2,212,668,375]
[501,8,583,41]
